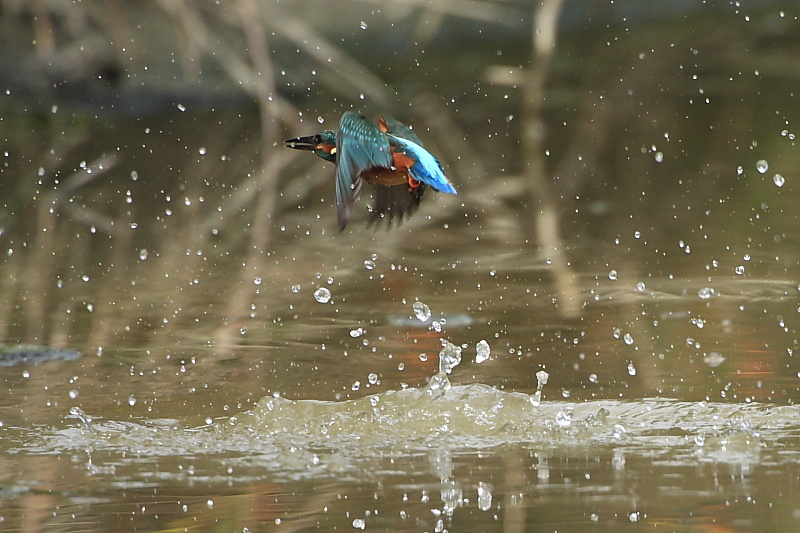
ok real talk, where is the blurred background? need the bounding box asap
[2,0,800,531]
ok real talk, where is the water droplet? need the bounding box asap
[694,434,705,446]
[698,287,715,299]
[635,281,646,291]
[475,339,491,363]
[291,284,301,293]
[623,333,634,345]
[317,116,325,124]
[176,103,186,112]
[419,353,428,362]
[704,352,726,367]
[69,389,79,399]
[756,159,768,174]
[734,265,745,275]
[368,373,378,385]
[128,395,137,406]
[139,248,148,260]
[627,362,637,376]
[349,327,364,338]
[736,165,744,176]
[198,147,206,155]
[588,373,598,383]
[773,173,785,187]
[314,287,331,303]
[608,269,618,281]
[612,424,626,438]
[351,381,361,391]
[359,21,368,30]
[654,151,664,163]
[253,277,262,285]
[555,409,572,427]
[412,301,431,321]
[364,259,375,270]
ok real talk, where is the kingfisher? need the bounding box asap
[284,111,457,230]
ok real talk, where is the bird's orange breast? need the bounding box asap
[359,149,415,186]
[361,167,408,186]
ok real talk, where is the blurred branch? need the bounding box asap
[267,6,390,106]
[361,0,520,23]
[47,154,120,234]
[522,0,581,318]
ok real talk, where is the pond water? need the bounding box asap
[2,1,800,532]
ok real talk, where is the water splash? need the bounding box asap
[426,340,462,399]
[530,370,549,407]
[69,406,95,434]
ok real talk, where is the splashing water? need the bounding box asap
[530,370,550,407]
[438,339,462,375]
[425,340,463,399]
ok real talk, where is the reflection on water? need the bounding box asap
[2,1,800,531]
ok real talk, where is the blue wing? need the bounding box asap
[335,111,393,230]
[381,116,424,146]
[387,135,457,195]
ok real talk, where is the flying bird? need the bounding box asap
[284,111,457,230]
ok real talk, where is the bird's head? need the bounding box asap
[284,130,337,163]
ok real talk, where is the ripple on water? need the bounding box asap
[22,387,799,482]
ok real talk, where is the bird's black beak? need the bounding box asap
[283,135,319,151]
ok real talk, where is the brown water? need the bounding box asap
[3,2,800,532]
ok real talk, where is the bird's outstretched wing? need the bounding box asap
[336,111,393,230]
